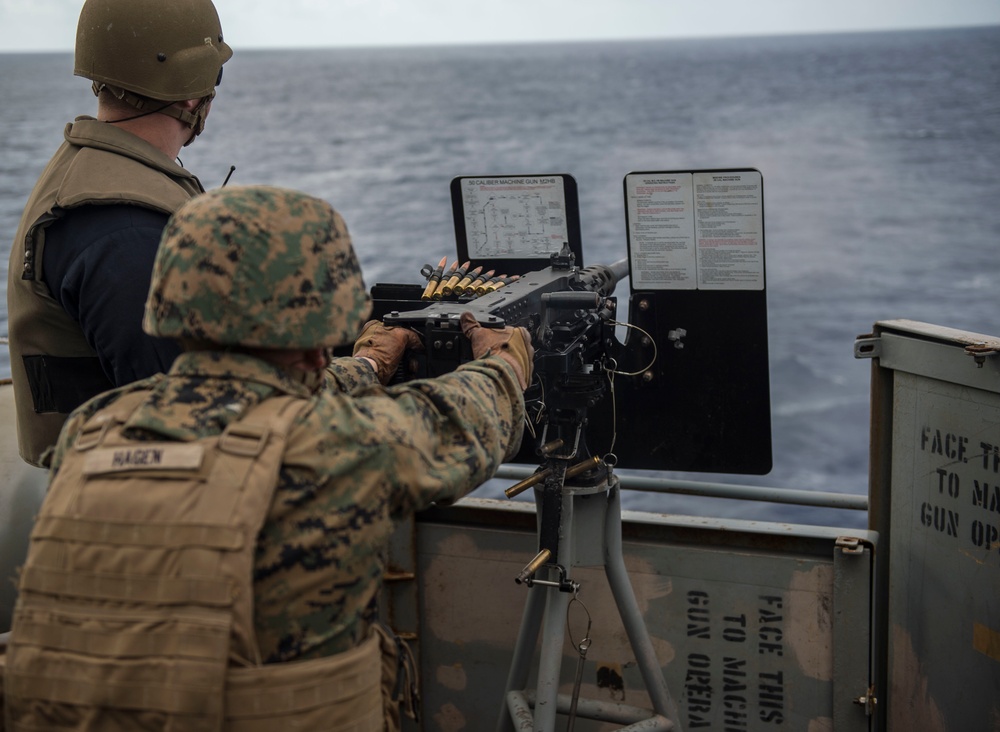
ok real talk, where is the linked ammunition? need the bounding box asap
[440,261,470,298]
[421,256,448,300]
[476,273,506,296]
[453,265,483,295]
[483,274,521,294]
[466,269,494,296]
[431,261,459,300]
[489,274,520,293]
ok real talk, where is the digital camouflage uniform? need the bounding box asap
[4,186,527,729]
[51,185,526,661]
[47,348,524,662]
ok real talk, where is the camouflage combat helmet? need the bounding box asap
[143,186,372,349]
[75,0,233,102]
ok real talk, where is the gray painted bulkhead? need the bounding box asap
[388,498,876,731]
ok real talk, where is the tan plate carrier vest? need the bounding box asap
[8,119,203,467]
[3,391,392,731]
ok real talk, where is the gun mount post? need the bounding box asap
[497,281,682,732]
[497,460,682,732]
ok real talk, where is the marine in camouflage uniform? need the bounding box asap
[4,186,532,729]
[73,185,531,658]
[48,350,524,662]
[48,345,526,663]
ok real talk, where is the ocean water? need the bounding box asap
[1,27,998,526]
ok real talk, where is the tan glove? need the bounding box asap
[459,311,534,390]
[353,320,423,384]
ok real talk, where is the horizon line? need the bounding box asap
[1,21,997,55]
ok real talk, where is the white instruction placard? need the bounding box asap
[693,171,764,290]
[624,173,697,290]
[626,170,764,291]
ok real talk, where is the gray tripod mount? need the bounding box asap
[496,456,684,732]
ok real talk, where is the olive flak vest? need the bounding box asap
[2,391,388,731]
[7,117,204,467]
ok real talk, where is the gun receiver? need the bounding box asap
[382,251,628,380]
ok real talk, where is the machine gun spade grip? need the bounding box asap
[381,258,627,379]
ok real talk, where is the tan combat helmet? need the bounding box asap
[74,0,233,138]
[144,186,373,350]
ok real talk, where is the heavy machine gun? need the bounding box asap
[373,245,633,471]
[364,171,772,730]
[364,170,772,475]
[384,247,623,377]
[371,242,684,731]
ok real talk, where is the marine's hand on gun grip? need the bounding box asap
[353,320,424,384]
[459,311,534,391]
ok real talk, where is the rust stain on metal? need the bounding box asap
[436,662,468,691]
[596,662,626,701]
[890,624,947,731]
[788,564,834,681]
[973,622,1000,662]
[432,702,468,731]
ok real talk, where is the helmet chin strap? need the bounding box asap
[95,83,213,146]
[180,95,213,147]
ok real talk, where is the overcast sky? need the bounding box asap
[1,0,998,52]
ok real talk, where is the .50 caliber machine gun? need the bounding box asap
[364,171,772,731]
[386,245,630,473]
[370,238,680,731]
[365,170,772,475]
[384,246,624,378]
[381,245,630,466]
